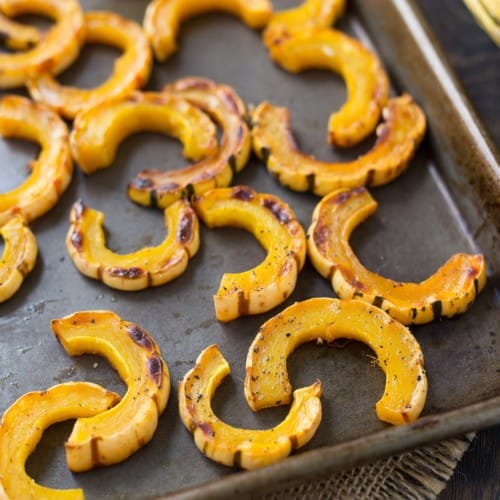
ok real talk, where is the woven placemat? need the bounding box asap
[265,434,475,499]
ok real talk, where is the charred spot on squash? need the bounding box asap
[127,324,154,350]
[147,355,164,387]
[177,211,194,244]
[108,267,146,280]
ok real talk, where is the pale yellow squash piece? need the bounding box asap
[251,94,426,194]
[0,382,120,499]
[0,0,85,88]
[144,0,272,61]
[307,187,487,324]
[0,12,40,51]
[192,185,306,322]
[179,344,322,469]
[27,11,153,120]
[0,216,37,303]
[129,77,251,209]
[51,310,170,472]
[245,298,427,425]
[0,95,73,226]
[66,198,199,291]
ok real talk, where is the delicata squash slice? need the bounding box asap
[27,11,153,120]
[0,216,37,303]
[66,198,199,291]
[51,310,170,472]
[0,0,84,89]
[245,298,427,425]
[266,27,389,147]
[251,94,426,195]
[129,77,251,209]
[0,12,40,51]
[0,95,73,226]
[144,0,272,61]
[0,382,120,499]
[70,90,217,175]
[307,188,487,325]
[179,344,322,469]
[192,185,306,322]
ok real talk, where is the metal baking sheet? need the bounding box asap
[0,0,498,498]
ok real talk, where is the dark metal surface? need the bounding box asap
[0,1,498,498]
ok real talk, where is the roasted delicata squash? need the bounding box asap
[51,310,170,472]
[192,185,306,322]
[179,344,322,469]
[307,188,487,325]
[70,90,217,174]
[27,11,153,120]
[0,382,120,499]
[129,77,251,209]
[0,12,40,51]
[0,0,85,89]
[66,198,199,291]
[251,95,426,195]
[266,27,389,147]
[245,298,427,425]
[0,95,73,226]
[144,0,273,61]
[0,216,37,303]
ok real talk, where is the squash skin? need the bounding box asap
[66,198,199,291]
[0,0,85,89]
[192,185,306,322]
[51,310,170,472]
[266,27,389,147]
[245,298,427,425]
[0,216,37,303]
[70,90,217,174]
[0,382,120,499]
[128,77,251,209]
[27,11,153,120]
[307,187,487,325]
[251,94,426,195]
[179,344,322,470]
[0,95,73,226]
[144,0,272,61]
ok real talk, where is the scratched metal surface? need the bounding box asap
[0,0,498,498]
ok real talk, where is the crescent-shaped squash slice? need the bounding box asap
[0,95,73,226]
[51,310,170,472]
[307,188,487,325]
[251,94,426,195]
[192,185,306,322]
[0,216,37,303]
[0,12,40,51]
[144,0,272,61]
[0,0,85,89]
[128,77,251,209]
[0,382,120,499]
[245,298,427,425]
[266,28,389,147]
[66,198,199,291]
[27,11,153,120]
[179,344,322,470]
[70,91,217,175]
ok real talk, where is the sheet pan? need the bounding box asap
[0,0,498,498]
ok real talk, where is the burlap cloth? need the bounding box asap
[265,434,474,499]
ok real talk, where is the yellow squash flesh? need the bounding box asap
[245,298,427,425]
[51,310,170,472]
[0,0,85,89]
[179,344,322,469]
[27,11,153,120]
[266,27,389,147]
[0,12,40,51]
[0,382,120,499]
[251,94,426,195]
[70,90,217,175]
[0,216,37,303]
[66,198,199,291]
[144,0,272,61]
[307,187,487,325]
[192,185,306,322]
[0,95,73,226]
[128,77,251,209]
